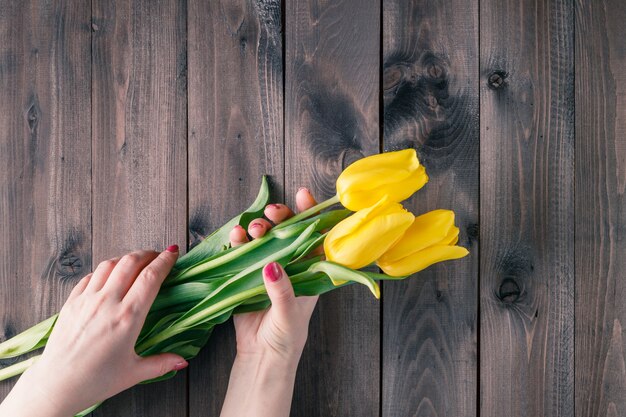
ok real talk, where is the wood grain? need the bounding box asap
[382,0,479,415]
[575,0,626,416]
[187,0,284,415]
[285,0,380,415]
[91,0,187,415]
[480,0,575,416]
[0,0,92,400]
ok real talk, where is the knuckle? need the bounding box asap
[141,265,161,284]
[121,252,142,265]
[116,303,141,328]
[273,286,294,304]
[157,361,171,376]
[98,259,116,270]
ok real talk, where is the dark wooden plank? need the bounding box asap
[187,0,284,415]
[575,0,626,416]
[480,0,574,416]
[285,0,380,415]
[91,0,187,415]
[0,0,92,400]
[381,0,479,415]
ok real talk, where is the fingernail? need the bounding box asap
[234,225,244,230]
[263,262,282,283]
[166,244,179,253]
[250,222,263,229]
[269,203,282,209]
[298,187,310,193]
[173,360,188,371]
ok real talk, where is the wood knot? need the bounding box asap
[383,65,403,92]
[487,70,508,90]
[466,223,479,244]
[26,99,40,132]
[498,278,521,303]
[56,253,84,279]
[426,62,446,81]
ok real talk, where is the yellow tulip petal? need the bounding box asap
[443,226,460,246]
[324,200,414,269]
[379,209,456,263]
[338,149,419,186]
[377,245,469,277]
[325,196,391,241]
[336,149,429,211]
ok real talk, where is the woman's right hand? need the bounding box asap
[220,188,319,417]
[228,187,319,364]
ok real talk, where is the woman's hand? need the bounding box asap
[220,188,319,417]
[229,187,319,363]
[0,246,186,417]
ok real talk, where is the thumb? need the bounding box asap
[134,353,188,382]
[262,262,295,318]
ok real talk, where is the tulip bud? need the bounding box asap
[323,197,415,274]
[336,149,428,211]
[376,209,469,277]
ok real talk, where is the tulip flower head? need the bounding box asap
[323,197,415,284]
[376,209,469,277]
[336,148,428,211]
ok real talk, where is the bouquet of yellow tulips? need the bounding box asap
[0,149,468,416]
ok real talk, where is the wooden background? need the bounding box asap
[0,0,623,416]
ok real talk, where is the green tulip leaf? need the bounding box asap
[170,176,270,275]
[307,261,380,299]
[0,314,58,359]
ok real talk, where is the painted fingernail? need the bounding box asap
[269,203,282,209]
[298,187,310,193]
[166,244,179,253]
[250,222,263,229]
[263,262,282,282]
[234,225,244,230]
[173,360,188,371]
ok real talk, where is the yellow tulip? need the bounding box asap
[324,197,415,281]
[376,209,469,277]
[336,149,428,211]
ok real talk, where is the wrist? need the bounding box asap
[233,351,300,380]
[220,352,300,417]
[0,364,73,417]
[234,350,301,376]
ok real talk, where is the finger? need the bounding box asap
[102,250,159,299]
[296,187,317,212]
[123,245,179,318]
[264,203,294,225]
[262,262,295,319]
[229,225,249,247]
[133,353,188,383]
[248,218,272,239]
[67,273,92,300]
[86,257,121,292]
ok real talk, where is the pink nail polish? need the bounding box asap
[269,203,282,209]
[173,360,188,371]
[263,262,282,282]
[234,225,244,230]
[166,244,179,253]
[250,222,263,229]
[298,187,310,193]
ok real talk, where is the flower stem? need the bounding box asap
[275,194,341,229]
[0,355,40,382]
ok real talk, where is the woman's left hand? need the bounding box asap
[0,246,186,417]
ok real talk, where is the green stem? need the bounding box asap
[136,284,266,353]
[0,355,40,382]
[137,221,319,352]
[275,194,340,229]
[170,234,270,283]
